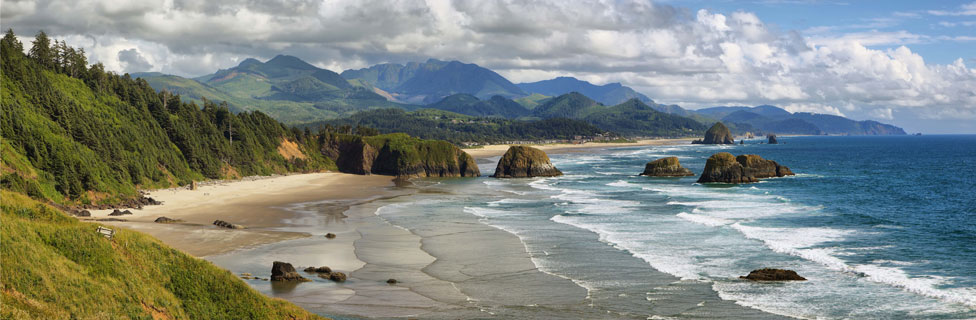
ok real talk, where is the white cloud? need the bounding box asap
[928,1,976,16]
[1,0,974,122]
[782,103,846,116]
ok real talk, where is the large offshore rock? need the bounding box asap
[320,133,479,178]
[740,268,806,281]
[491,146,563,178]
[692,122,735,144]
[640,157,694,177]
[270,261,309,282]
[697,153,794,183]
[768,134,778,144]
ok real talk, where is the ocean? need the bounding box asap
[377,135,976,319]
[210,135,976,319]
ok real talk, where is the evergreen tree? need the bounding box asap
[28,30,54,69]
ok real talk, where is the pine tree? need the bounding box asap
[29,30,54,69]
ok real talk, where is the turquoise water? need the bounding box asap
[385,135,976,318]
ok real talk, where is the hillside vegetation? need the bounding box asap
[1,31,334,206]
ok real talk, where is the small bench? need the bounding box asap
[96,226,115,240]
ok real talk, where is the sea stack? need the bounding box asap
[270,261,309,282]
[640,157,694,177]
[492,146,563,178]
[692,122,734,144]
[697,153,794,183]
[768,134,778,144]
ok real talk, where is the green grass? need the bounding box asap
[0,191,325,320]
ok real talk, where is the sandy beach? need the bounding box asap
[463,138,695,159]
[84,172,397,256]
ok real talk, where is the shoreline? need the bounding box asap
[84,172,397,257]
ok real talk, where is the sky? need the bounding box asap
[2,0,974,133]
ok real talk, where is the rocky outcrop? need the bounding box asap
[697,153,794,183]
[71,195,161,211]
[491,146,563,178]
[740,268,806,281]
[303,266,332,273]
[270,261,309,282]
[108,209,133,216]
[640,157,694,177]
[692,122,735,145]
[321,133,479,178]
[213,220,245,229]
[324,233,336,239]
[327,272,347,282]
[768,134,778,144]
[153,216,182,223]
[386,278,398,284]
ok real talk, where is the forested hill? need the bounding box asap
[0,30,335,206]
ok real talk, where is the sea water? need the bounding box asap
[376,135,976,319]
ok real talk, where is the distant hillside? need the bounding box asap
[307,108,609,144]
[341,59,526,104]
[518,76,652,105]
[134,55,410,123]
[531,93,705,137]
[691,105,905,135]
[427,94,530,118]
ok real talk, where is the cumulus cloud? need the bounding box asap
[1,0,974,124]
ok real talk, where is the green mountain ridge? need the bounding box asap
[341,59,526,104]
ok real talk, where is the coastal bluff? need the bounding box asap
[640,157,694,177]
[492,146,563,178]
[697,153,794,183]
[321,133,480,178]
[692,122,735,144]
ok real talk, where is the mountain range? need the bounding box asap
[131,55,904,137]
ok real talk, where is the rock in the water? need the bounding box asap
[768,134,778,144]
[640,157,694,177]
[153,216,182,223]
[491,146,563,178]
[697,153,795,183]
[270,261,309,282]
[740,268,806,281]
[325,233,336,239]
[691,122,735,145]
[328,272,347,282]
[73,210,91,217]
[304,266,332,273]
[213,220,244,229]
[386,278,398,284]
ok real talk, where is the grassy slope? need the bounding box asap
[0,191,324,320]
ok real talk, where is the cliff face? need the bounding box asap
[492,146,563,178]
[640,157,694,177]
[697,153,794,183]
[321,133,479,178]
[692,122,734,144]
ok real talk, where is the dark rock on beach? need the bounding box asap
[213,220,245,229]
[328,272,347,282]
[640,156,694,177]
[768,134,778,144]
[697,153,795,183]
[491,146,563,178]
[270,261,309,282]
[108,209,132,216]
[740,268,806,281]
[153,216,182,223]
[325,233,336,239]
[304,266,332,273]
[387,278,398,284]
[692,122,735,145]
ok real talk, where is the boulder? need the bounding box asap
[491,146,563,178]
[692,122,734,145]
[697,153,795,183]
[304,266,332,273]
[386,278,398,284]
[74,210,91,217]
[270,261,309,282]
[768,134,778,144]
[328,272,347,282]
[153,216,182,223]
[108,209,131,216]
[640,157,694,177]
[740,268,806,281]
[325,233,336,239]
[213,220,245,229]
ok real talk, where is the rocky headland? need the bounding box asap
[697,153,794,183]
[640,157,694,177]
[321,133,480,178]
[492,146,563,178]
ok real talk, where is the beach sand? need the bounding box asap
[84,172,396,256]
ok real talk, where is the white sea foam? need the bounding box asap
[676,212,732,227]
[606,180,640,188]
[851,264,976,307]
